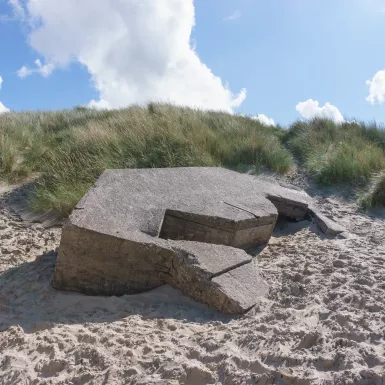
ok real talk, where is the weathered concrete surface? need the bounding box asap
[68,167,280,243]
[211,263,269,313]
[52,225,173,296]
[52,225,266,313]
[159,209,276,250]
[53,167,344,314]
[168,242,267,313]
[265,194,309,221]
[308,205,345,236]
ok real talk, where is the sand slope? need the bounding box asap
[1,185,384,384]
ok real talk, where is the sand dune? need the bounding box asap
[1,184,384,384]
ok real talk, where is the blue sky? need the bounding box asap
[0,0,385,126]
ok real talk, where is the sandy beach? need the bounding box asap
[1,182,384,385]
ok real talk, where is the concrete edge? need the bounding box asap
[308,205,346,236]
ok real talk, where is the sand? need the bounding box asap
[0,182,384,384]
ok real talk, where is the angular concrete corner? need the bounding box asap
[211,263,268,313]
[308,205,345,236]
[168,242,267,313]
[53,167,344,314]
[52,225,174,296]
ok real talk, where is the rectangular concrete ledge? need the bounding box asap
[160,210,277,250]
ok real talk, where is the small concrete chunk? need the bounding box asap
[168,242,259,313]
[308,206,345,236]
[170,241,252,279]
[211,263,268,313]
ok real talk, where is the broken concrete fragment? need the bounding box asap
[170,241,252,280]
[168,242,265,313]
[266,194,309,221]
[53,227,264,314]
[308,206,345,236]
[210,263,268,313]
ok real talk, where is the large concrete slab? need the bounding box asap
[68,167,280,240]
[53,167,344,314]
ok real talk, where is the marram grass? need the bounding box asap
[285,118,385,185]
[0,104,292,215]
[2,105,385,214]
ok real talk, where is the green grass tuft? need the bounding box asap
[359,173,385,209]
[285,118,385,185]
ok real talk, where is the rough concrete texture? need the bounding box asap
[308,205,346,236]
[53,167,344,313]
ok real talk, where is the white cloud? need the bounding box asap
[16,66,29,78]
[17,59,54,78]
[296,99,344,123]
[224,10,241,21]
[16,0,246,112]
[366,69,385,104]
[0,76,9,114]
[88,99,111,110]
[0,101,10,114]
[252,114,276,127]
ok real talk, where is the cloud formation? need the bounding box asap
[14,0,246,112]
[252,114,276,127]
[0,102,9,114]
[0,75,9,114]
[17,59,55,78]
[366,69,385,104]
[296,99,344,123]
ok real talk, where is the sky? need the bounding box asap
[0,0,385,127]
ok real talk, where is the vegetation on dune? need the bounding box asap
[0,104,292,214]
[1,104,385,214]
[359,173,385,209]
[285,119,385,185]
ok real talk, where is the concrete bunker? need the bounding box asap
[52,167,344,314]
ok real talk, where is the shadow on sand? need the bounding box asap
[0,251,235,333]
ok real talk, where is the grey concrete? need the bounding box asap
[53,167,344,314]
[68,167,280,242]
[308,205,345,236]
[159,209,276,250]
[211,263,269,313]
[167,242,267,313]
[265,194,309,221]
[52,225,173,296]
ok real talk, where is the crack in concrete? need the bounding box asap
[209,260,253,280]
[222,201,261,220]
